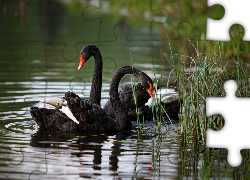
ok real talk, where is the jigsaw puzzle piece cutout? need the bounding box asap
[206,0,250,41]
[175,21,194,41]
[0,40,47,83]
[82,2,125,43]
[184,3,224,40]
[82,0,183,42]
[206,80,250,167]
[28,151,48,179]
[125,0,170,41]
[44,2,102,61]
[14,41,47,83]
[206,24,249,67]
[160,24,200,68]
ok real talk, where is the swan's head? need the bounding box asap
[78,45,99,70]
[136,70,154,100]
[141,80,154,98]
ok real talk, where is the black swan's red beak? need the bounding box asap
[147,81,155,101]
[78,54,85,70]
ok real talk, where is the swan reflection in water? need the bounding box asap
[30,129,153,178]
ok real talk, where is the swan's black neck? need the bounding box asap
[110,66,151,130]
[89,49,102,106]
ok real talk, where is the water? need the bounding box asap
[1,1,249,179]
[1,130,179,180]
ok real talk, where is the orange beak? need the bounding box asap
[78,54,85,70]
[147,82,155,101]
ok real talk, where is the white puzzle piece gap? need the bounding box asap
[206,0,250,41]
[206,80,250,167]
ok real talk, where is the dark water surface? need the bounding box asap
[0,1,248,179]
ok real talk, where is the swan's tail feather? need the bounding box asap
[59,106,79,124]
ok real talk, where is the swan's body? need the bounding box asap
[30,66,153,132]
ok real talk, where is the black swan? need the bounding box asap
[30,66,154,132]
[30,45,103,126]
[104,84,182,121]
[36,44,103,114]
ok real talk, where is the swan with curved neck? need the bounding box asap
[36,45,103,124]
[30,66,154,132]
[108,66,153,130]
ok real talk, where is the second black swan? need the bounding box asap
[104,84,182,121]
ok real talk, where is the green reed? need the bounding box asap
[130,54,144,136]
[176,38,250,145]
